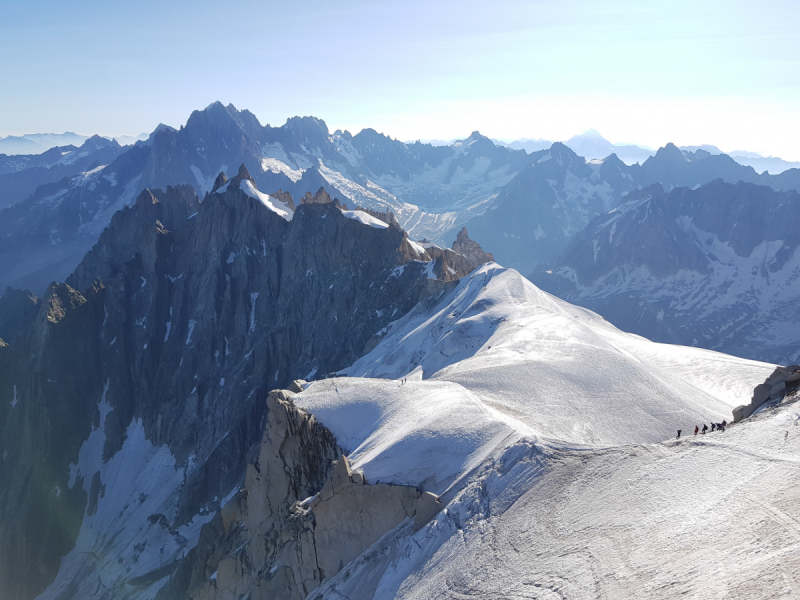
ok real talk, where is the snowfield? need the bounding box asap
[293,264,796,599]
[308,401,800,600]
[299,264,772,451]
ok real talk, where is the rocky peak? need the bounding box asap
[211,164,259,195]
[301,186,334,205]
[270,188,295,210]
[283,116,330,139]
[451,226,495,268]
[651,142,685,163]
[229,163,254,188]
[211,171,228,192]
[80,134,119,152]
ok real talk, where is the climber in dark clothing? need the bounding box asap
[677,430,682,439]
[711,423,716,432]
[702,424,708,434]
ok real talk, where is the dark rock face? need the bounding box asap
[159,389,342,600]
[532,180,800,364]
[0,180,462,599]
[733,365,800,422]
[162,390,440,600]
[0,288,40,344]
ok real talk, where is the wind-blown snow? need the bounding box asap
[295,264,791,600]
[313,400,800,600]
[239,179,293,221]
[340,208,390,229]
[406,239,427,257]
[296,265,773,483]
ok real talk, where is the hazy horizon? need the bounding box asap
[2,0,798,160]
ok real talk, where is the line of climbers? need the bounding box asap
[676,420,727,439]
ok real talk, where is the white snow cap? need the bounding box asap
[339,208,389,229]
[239,179,294,221]
[295,264,774,493]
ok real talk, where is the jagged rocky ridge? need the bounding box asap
[0,170,479,600]
[5,102,800,297]
[0,104,526,293]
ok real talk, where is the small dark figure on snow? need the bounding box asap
[722,420,727,429]
[677,430,682,439]
[711,423,716,432]
[694,425,699,435]
[702,424,708,434]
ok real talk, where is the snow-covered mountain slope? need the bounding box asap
[281,264,792,599]
[297,264,772,458]
[462,145,639,273]
[532,180,800,365]
[309,397,800,600]
[5,102,800,296]
[0,135,125,210]
[564,128,654,165]
[0,104,530,293]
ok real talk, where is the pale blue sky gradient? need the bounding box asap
[1,0,798,158]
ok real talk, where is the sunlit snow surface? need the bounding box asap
[298,265,772,465]
[294,265,797,600]
[239,179,293,221]
[340,208,389,229]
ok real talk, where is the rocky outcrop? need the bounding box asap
[422,243,476,283]
[177,390,441,600]
[301,187,335,206]
[733,365,800,422]
[309,454,441,577]
[451,226,494,268]
[211,171,227,193]
[271,189,296,210]
[0,178,456,599]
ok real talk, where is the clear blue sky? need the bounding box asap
[1,0,798,158]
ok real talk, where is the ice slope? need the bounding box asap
[38,382,231,600]
[309,398,800,600]
[292,264,787,599]
[299,265,772,455]
[293,265,797,600]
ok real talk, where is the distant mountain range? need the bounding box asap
[532,179,800,364]
[1,102,799,367]
[0,132,149,155]
[496,129,800,174]
[8,126,796,175]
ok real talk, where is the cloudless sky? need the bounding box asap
[1,0,798,158]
